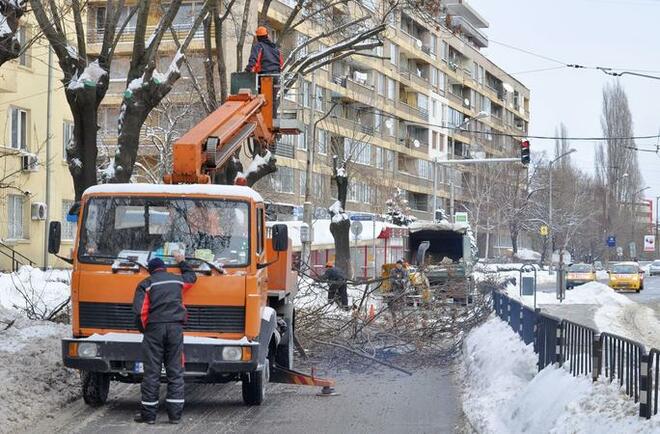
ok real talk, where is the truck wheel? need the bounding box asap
[81,371,110,407]
[242,358,269,406]
[275,313,294,369]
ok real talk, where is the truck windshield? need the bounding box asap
[79,197,250,267]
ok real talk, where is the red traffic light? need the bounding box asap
[520,140,530,165]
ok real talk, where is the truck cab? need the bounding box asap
[49,183,298,406]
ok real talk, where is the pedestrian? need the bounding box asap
[245,26,283,113]
[132,251,197,425]
[322,261,349,310]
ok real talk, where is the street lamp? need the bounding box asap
[548,148,576,261]
[656,195,660,254]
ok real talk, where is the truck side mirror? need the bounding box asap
[271,224,288,252]
[48,221,62,254]
[416,241,430,266]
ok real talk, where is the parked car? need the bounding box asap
[593,261,604,271]
[648,260,660,276]
[566,263,596,289]
[608,262,644,293]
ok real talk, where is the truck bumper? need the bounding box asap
[62,333,260,382]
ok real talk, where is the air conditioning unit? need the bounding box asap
[21,154,39,172]
[31,202,48,221]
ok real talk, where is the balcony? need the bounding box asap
[398,100,429,121]
[450,15,489,48]
[89,24,203,45]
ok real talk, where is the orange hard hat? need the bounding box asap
[256,26,268,37]
[326,261,333,267]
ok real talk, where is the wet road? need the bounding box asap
[28,364,463,434]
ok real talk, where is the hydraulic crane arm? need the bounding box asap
[164,74,282,185]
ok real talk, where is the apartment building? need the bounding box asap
[85,1,529,225]
[0,19,76,271]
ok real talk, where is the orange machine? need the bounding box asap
[48,74,333,407]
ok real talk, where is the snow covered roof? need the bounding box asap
[84,183,264,202]
[409,220,470,234]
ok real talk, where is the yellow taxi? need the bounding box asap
[608,262,644,292]
[566,263,596,289]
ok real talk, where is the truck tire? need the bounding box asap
[81,371,110,407]
[242,358,269,406]
[275,310,295,369]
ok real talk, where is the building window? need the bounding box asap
[345,139,371,166]
[441,41,448,61]
[317,129,327,154]
[17,26,29,66]
[8,195,25,240]
[387,77,395,100]
[271,166,294,193]
[348,181,374,204]
[375,147,383,169]
[389,43,398,66]
[376,72,385,96]
[299,170,307,196]
[298,126,308,150]
[62,200,76,240]
[302,80,310,108]
[10,107,28,150]
[384,149,394,171]
[63,121,74,160]
[315,86,324,111]
[417,159,432,179]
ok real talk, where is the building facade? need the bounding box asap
[0,18,75,271]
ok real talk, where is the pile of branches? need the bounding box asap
[293,263,494,373]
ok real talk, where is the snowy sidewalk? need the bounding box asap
[462,316,660,433]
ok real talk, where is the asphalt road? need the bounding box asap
[27,364,463,434]
[536,273,660,304]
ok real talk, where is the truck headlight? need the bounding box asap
[77,342,98,358]
[222,346,242,361]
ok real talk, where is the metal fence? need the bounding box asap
[490,288,660,419]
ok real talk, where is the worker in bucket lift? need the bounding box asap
[321,261,349,310]
[132,252,197,425]
[245,26,283,114]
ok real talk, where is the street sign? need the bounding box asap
[454,212,468,223]
[540,225,549,237]
[350,221,363,237]
[629,242,637,259]
[616,246,623,257]
[607,236,616,247]
[644,235,656,252]
[350,214,373,221]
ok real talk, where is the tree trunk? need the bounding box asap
[330,219,351,277]
[214,8,228,103]
[66,89,101,200]
[0,0,25,68]
[236,0,252,72]
[510,224,519,255]
[111,101,150,183]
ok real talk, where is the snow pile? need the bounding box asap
[329,200,349,223]
[67,60,107,90]
[506,281,631,308]
[0,306,80,433]
[463,316,660,433]
[514,248,542,261]
[0,266,71,318]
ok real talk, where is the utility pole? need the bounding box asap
[301,72,316,266]
[548,149,576,269]
[656,196,659,254]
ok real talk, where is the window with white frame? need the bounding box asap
[62,200,76,240]
[8,195,24,240]
[376,72,385,96]
[271,166,294,193]
[298,125,308,150]
[417,159,432,179]
[348,181,374,204]
[63,121,74,160]
[299,170,307,196]
[441,41,448,61]
[375,147,383,169]
[10,107,28,150]
[385,149,395,170]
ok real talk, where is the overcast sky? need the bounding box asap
[469,0,660,204]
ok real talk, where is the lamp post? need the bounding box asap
[656,195,659,255]
[548,148,576,265]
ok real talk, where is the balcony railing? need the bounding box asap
[89,24,203,44]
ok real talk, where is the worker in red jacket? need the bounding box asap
[133,252,196,425]
[245,26,283,114]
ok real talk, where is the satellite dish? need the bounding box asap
[385,119,394,129]
[413,139,421,148]
[503,83,514,93]
[464,98,470,107]
[416,39,422,48]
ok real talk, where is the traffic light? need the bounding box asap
[520,140,530,165]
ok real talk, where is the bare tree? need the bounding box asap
[0,0,26,67]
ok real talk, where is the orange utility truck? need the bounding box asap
[47,74,332,407]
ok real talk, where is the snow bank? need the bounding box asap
[463,316,660,433]
[506,281,631,308]
[514,248,542,261]
[0,266,71,317]
[0,307,79,433]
